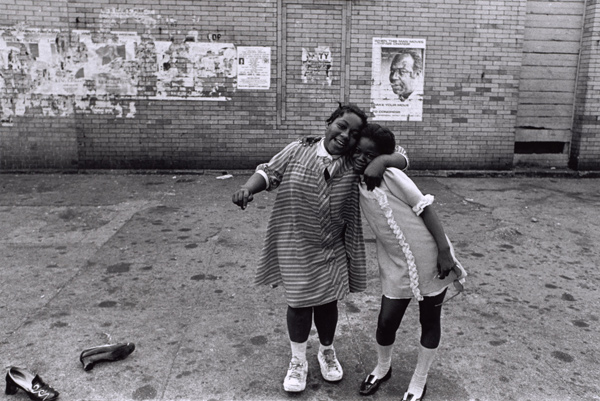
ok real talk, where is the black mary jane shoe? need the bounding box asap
[359,367,392,396]
[5,366,59,401]
[402,384,427,401]
[80,342,135,371]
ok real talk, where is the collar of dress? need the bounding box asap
[317,139,341,162]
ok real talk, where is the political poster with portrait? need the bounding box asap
[370,38,426,121]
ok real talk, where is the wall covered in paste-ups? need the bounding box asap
[0,27,237,119]
[0,0,597,170]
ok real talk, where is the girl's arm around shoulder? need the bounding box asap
[363,145,409,190]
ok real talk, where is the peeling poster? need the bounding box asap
[0,24,239,125]
[153,41,237,100]
[302,46,332,86]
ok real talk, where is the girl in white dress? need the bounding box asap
[354,124,466,401]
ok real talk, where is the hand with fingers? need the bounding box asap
[436,247,455,279]
[232,187,254,210]
[363,158,386,191]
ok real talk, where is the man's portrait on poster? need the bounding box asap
[370,38,425,121]
[380,47,424,104]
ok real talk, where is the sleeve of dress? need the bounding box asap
[394,145,410,171]
[256,140,300,191]
[383,168,434,216]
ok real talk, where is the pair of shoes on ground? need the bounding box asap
[5,342,136,400]
[359,368,427,400]
[283,348,343,392]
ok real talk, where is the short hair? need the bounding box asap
[360,123,396,155]
[391,49,423,75]
[326,102,368,129]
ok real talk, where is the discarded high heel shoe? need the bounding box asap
[5,366,59,401]
[79,342,135,371]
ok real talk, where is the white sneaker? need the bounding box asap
[283,357,308,392]
[317,348,343,382]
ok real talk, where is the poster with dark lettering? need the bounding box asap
[237,46,271,90]
[371,38,425,121]
[302,46,332,86]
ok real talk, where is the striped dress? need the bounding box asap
[255,138,366,308]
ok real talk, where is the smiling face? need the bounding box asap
[324,112,363,156]
[353,137,383,174]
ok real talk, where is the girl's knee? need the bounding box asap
[378,314,400,332]
[419,319,442,348]
[376,327,396,346]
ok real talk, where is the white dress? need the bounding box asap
[359,168,466,300]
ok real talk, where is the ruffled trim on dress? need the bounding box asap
[372,187,423,301]
[412,194,434,216]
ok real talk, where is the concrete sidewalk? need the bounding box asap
[0,172,598,401]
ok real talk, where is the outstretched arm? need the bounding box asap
[419,206,455,279]
[233,140,299,209]
[232,173,267,210]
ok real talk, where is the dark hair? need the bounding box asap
[360,123,396,155]
[326,102,368,129]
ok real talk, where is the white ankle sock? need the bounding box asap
[407,345,437,396]
[371,343,393,379]
[290,340,308,363]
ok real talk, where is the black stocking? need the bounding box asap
[418,289,446,348]
[375,289,447,348]
[287,300,339,344]
[375,296,411,346]
[313,300,338,346]
[287,305,312,343]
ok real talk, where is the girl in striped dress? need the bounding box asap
[353,124,466,401]
[232,104,408,393]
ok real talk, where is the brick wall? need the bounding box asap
[0,0,596,171]
[571,0,600,170]
[350,1,524,170]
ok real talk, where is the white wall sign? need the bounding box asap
[236,46,271,90]
[371,38,426,122]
